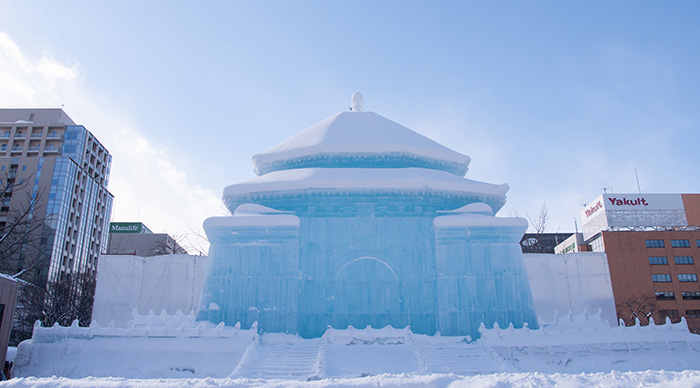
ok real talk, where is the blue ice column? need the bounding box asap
[196,215,300,332]
[433,213,539,337]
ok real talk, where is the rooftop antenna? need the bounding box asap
[634,167,642,194]
[579,196,588,208]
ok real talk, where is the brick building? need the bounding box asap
[578,193,700,333]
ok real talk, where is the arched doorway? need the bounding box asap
[333,257,401,329]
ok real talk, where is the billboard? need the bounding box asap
[580,194,688,240]
[109,222,150,234]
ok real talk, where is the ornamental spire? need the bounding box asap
[350,92,364,112]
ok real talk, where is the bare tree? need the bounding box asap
[185,227,210,256]
[506,205,521,218]
[152,233,189,256]
[616,295,658,326]
[527,201,549,234]
[0,173,50,282]
[11,271,96,344]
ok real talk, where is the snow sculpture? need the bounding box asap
[197,95,539,338]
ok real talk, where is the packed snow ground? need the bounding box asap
[4,371,700,388]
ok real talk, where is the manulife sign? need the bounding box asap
[109,222,151,234]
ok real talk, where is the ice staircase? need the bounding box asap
[412,336,509,375]
[232,335,322,379]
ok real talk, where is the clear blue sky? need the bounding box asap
[1,1,699,249]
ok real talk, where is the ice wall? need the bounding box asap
[197,209,300,334]
[434,212,539,335]
[197,201,539,339]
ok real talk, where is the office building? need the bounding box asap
[0,109,113,286]
[575,193,700,333]
[519,233,573,254]
[107,222,187,256]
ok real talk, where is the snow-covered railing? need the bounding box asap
[312,331,329,378]
[31,316,258,343]
[322,325,412,345]
[228,330,261,378]
[479,310,697,346]
[129,309,196,328]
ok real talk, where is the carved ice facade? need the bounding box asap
[197,96,538,338]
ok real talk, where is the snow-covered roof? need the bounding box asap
[226,167,507,197]
[223,167,508,212]
[252,111,471,176]
[204,204,300,229]
[437,202,495,216]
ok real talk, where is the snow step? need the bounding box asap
[238,336,322,379]
[413,340,506,375]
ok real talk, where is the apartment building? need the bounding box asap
[577,193,700,333]
[0,109,113,286]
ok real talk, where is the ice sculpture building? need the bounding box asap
[197,94,538,338]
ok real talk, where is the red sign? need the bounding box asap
[584,201,603,218]
[607,197,649,207]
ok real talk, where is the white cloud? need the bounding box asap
[0,31,224,253]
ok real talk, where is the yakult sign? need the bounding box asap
[584,200,604,219]
[581,193,688,240]
[604,194,683,211]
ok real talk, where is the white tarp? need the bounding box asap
[523,252,616,325]
[92,254,207,327]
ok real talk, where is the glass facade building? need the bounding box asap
[0,109,113,285]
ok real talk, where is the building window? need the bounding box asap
[674,256,694,265]
[671,239,691,248]
[590,236,605,252]
[678,273,698,282]
[697,239,700,247]
[687,310,700,318]
[649,256,668,265]
[652,274,672,282]
[655,291,675,300]
[659,310,680,322]
[646,239,665,248]
[683,291,700,300]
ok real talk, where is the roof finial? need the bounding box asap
[350,92,364,112]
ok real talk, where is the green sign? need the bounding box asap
[110,222,144,234]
